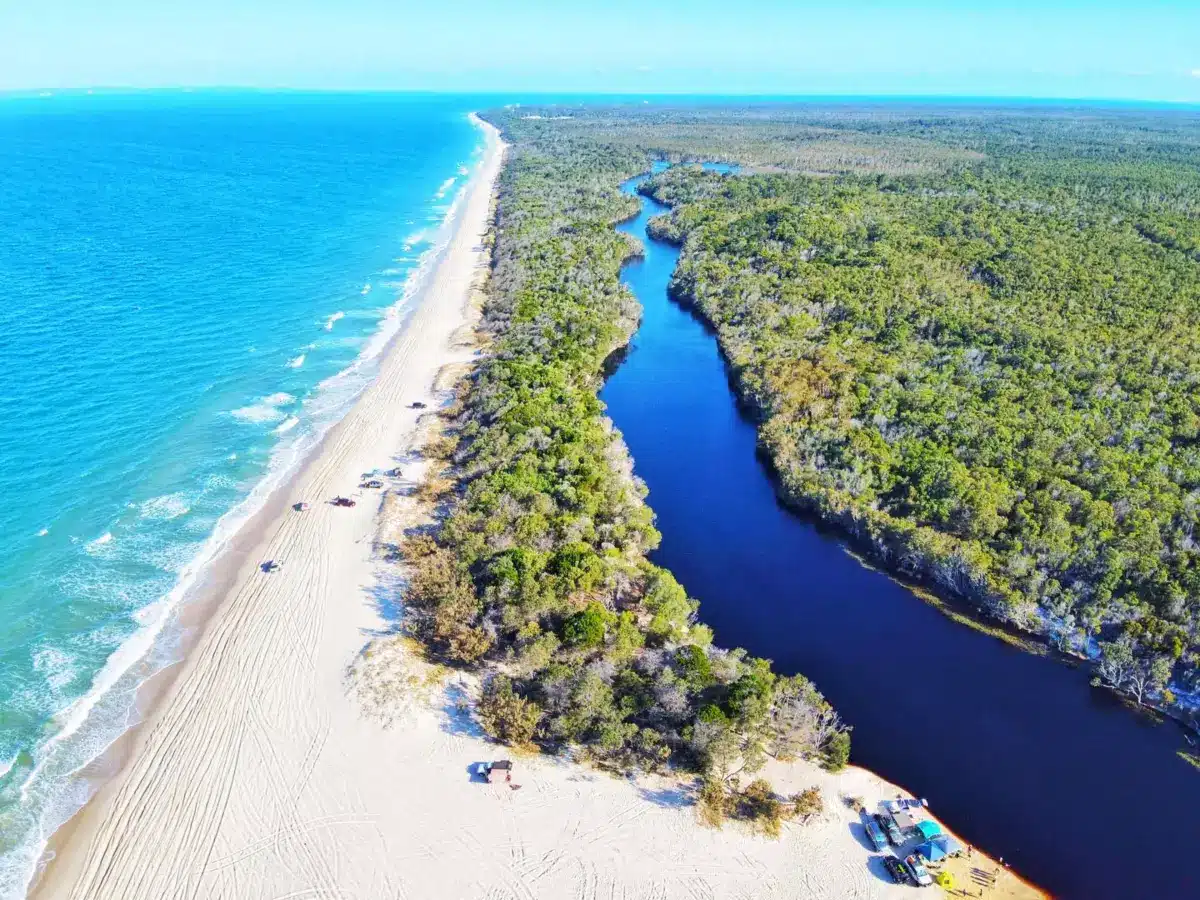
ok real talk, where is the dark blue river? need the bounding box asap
[599,170,1200,900]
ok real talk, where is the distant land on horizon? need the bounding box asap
[3,88,1200,115]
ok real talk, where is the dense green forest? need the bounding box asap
[506,102,1200,714]
[397,109,849,812]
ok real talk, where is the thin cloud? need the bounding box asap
[1192,69,1200,78]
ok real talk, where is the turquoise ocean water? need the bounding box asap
[0,91,483,894]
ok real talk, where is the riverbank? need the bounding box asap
[593,150,1200,897]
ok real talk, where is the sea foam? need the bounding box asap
[231,392,295,424]
[84,532,114,554]
[139,493,190,521]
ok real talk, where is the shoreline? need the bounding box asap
[26,114,505,899]
[23,114,1042,900]
[2,113,484,899]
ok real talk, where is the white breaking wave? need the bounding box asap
[287,353,306,369]
[273,415,299,435]
[360,283,371,295]
[33,646,78,696]
[324,311,345,331]
[84,532,113,554]
[37,528,49,537]
[139,493,190,521]
[434,176,456,199]
[231,392,295,424]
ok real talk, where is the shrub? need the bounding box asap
[562,601,614,649]
[791,786,824,821]
[696,776,730,829]
[737,778,785,838]
[478,675,543,746]
[823,730,851,771]
[674,644,714,690]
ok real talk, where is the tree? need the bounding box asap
[688,708,739,778]
[609,611,645,663]
[643,569,697,643]
[769,675,849,764]
[824,731,851,771]
[1096,637,1137,691]
[562,601,613,649]
[478,676,543,746]
[1129,654,1175,706]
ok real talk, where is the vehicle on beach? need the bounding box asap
[331,496,356,507]
[875,812,904,846]
[904,854,933,887]
[360,479,384,489]
[410,401,427,409]
[882,855,910,884]
[260,560,280,573]
[292,502,309,512]
[863,816,889,851]
[385,468,402,477]
[485,759,513,783]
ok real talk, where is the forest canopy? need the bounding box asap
[398,107,852,783]
[542,101,1200,710]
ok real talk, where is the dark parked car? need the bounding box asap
[875,813,904,846]
[882,855,910,885]
[863,816,888,851]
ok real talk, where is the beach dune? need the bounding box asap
[29,115,1037,900]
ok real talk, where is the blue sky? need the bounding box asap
[3,0,1199,102]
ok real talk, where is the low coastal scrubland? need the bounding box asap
[396,113,850,825]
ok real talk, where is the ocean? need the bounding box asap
[0,91,484,894]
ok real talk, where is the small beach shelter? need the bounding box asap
[915,819,943,841]
[934,870,955,889]
[932,834,964,857]
[916,840,949,862]
[892,810,917,831]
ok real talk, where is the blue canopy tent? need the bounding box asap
[917,840,949,862]
[915,820,943,841]
[917,834,965,862]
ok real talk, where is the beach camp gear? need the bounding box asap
[932,835,964,856]
[915,819,943,841]
[916,839,948,862]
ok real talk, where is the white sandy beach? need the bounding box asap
[28,115,1037,900]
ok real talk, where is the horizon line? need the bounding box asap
[3,86,1200,111]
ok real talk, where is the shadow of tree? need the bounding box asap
[441,679,485,738]
[636,782,695,810]
[365,568,408,631]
